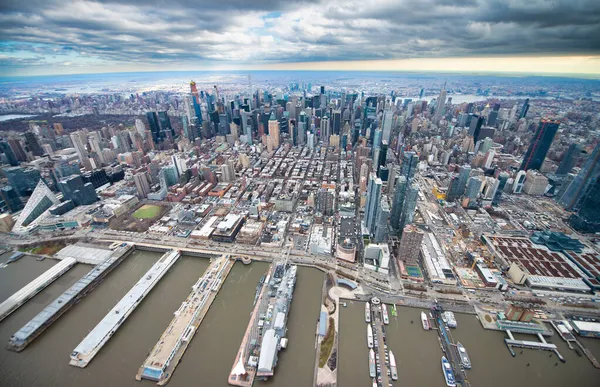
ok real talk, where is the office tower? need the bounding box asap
[556,143,583,175]
[373,198,390,243]
[487,110,498,127]
[468,114,485,142]
[146,112,162,144]
[316,188,335,216]
[58,175,98,206]
[89,135,105,165]
[133,172,151,198]
[0,186,23,213]
[162,165,178,187]
[320,115,330,141]
[446,165,471,201]
[0,140,18,166]
[492,172,509,205]
[158,111,174,138]
[53,123,65,135]
[268,112,280,148]
[332,110,341,135]
[390,176,407,230]
[171,154,187,178]
[70,131,93,171]
[483,149,495,169]
[522,170,548,196]
[382,109,393,144]
[513,170,527,193]
[373,129,382,150]
[24,131,43,157]
[7,139,26,161]
[476,127,495,143]
[482,177,500,199]
[377,141,388,175]
[479,137,494,154]
[13,180,59,229]
[221,160,236,183]
[364,173,383,234]
[465,176,483,208]
[401,152,419,181]
[1,166,41,196]
[519,119,560,171]
[135,119,146,136]
[520,98,530,119]
[397,225,424,266]
[560,143,600,210]
[82,169,110,188]
[434,83,447,120]
[399,183,418,231]
[568,177,600,233]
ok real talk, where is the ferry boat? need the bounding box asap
[367,324,374,348]
[382,304,389,325]
[421,311,429,330]
[389,350,398,381]
[369,349,376,378]
[441,356,456,387]
[7,252,24,264]
[456,342,471,369]
[444,311,457,328]
[365,302,371,323]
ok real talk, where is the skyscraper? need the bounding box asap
[133,172,151,198]
[146,112,162,144]
[520,119,560,171]
[465,176,483,208]
[560,143,600,210]
[434,83,447,120]
[1,166,41,196]
[364,173,383,234]
[520,98,530,119]
[390,176,407,230]
[556,143,583,175]
[0,140,18,166]
[401,152,419,181]
[70,131,93,171]
[493,172,510,205]
[568,178,600,233]
[12,180,59,230]
[24,131,43,157]
[0,186,23,213]
[382,109,393,144]
[268,112,280,148]
[373,198,390,243]
[446,165,471,201]
[468,114,485,142]
[397,225,424,267]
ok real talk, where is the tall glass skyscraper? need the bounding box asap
[560,143,600,210]
[520,119,560,171]
[556,143,583,175]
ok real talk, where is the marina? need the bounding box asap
[7,244,133,351]
[137,254,235,385]
[0,257,76,322]
[69,250,181,367]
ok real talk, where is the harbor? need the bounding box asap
[7,244,133,351]
[69,249,181,367]
[137,254,235,385]
[0,257,76,322]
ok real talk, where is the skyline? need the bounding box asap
[1,0,600,76]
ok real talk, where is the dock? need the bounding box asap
[7,244,133,352]
[504,330,565,362]
[0,257,77,322]
[70,250,181,367]
[228,263,275,387]
[136,255,235,385]
[369,298,392,387]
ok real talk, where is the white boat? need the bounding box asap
[365,302,371,323]
[456,342,471,369]
[367,324,374,349]
[369,349,376,378]
[421,311,429,330]
[372,378,377,387]
[389,350,398,381]
[442,356,456,387]
[382,304,389,325]
[444,311,457,328]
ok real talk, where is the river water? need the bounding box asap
[0,251,325,387]
[339,300,600,387]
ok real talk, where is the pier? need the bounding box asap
[431,305,471,387]
[370,298,392,387]
[7,244,133,352]
[504,330,565,362]
[228,263,275,387]
[69,250,181,367]
[136,254,235,385]
[0,257,77,322]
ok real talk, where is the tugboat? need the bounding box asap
[421,311,429,330]
[365,302,371,323]
[441,356,456,387]
[456,342,471,369]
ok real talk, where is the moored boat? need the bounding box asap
[445,311,457,328]
[421,311,429,330]
[365,302,371,323]
[369,349,376,378]
[441,356,456,387]
[382,304,389,325]
[389,350,398,381]
[456,342,471,369]
[367,324,374,349]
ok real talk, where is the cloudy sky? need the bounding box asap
[1,0,599,76]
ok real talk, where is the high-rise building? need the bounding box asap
[1,166,41,196]
[24,131,43,157]
[556,143,584,175]
[316,188,335,216]
[53,123,65,135]
[373,198,390,243]
[0,186,23,213]
[7,139,26,161]
[520,119,560,171]
[493,172,510,205]
[520,98,530,119]
[0,140,19,166]
[268,112,280,148]
[522,170,548,196]
[58,175,98,206]
[12,180,59,230]
[332,110,341,135]
[446,165,471,201]
[135,119,146,136]
[134,172,151,198]
[146,112,162,144]
[390,176,407,230]
[401,152,419,181]
[382,109,393,144]
[568,178,600,233]
[560,143,600,210]
[364,173,383,234]
[399,183,418,231]
[221,160,236,183]
[465,176,483,208]
[70,131,93,171]
[397,225,424,266]
[434,83,447,120]
[468,114,485,142]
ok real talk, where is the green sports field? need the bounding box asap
[132,204,161,219]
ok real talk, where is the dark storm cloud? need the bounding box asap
[0,0,599,70]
